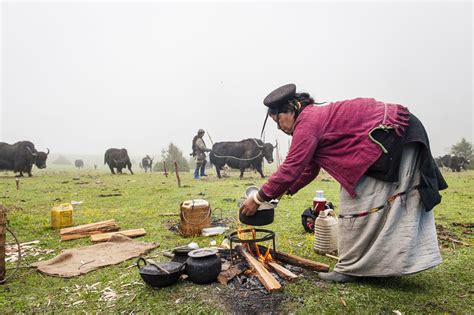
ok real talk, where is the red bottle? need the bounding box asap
[312,190,326,216]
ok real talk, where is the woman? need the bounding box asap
[239,83,447,283]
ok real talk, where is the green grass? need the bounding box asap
[0,168,473,313]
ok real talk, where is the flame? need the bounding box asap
[258,246,273,263]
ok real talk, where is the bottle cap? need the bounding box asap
[315,190,325,199]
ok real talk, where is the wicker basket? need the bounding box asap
[179,199,211,237]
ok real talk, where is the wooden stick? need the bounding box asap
[267,261,298,282]
[163,161,168,178]
[217,262,247,285]
[237,246,281,292]
[60,220,118,235]
[438,235,470,246]
[157,213,180,217]
[0,205,6,282]
[90,229,146,243]
[174,161,181,188]
[325,253,340,261]
[256,245,329,272]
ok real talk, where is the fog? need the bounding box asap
[1,1,472,163]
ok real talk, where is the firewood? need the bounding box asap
[256,245,329,272]
[90,229,146,243]
[267,262,298,282]
[217,262,247,285]
[237,246,281,292]
[61,231,106,241]
[60,220,118,235]
[157,213,180,217]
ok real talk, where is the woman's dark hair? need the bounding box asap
[268,92,315,115]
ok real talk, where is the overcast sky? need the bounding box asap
[1,1,472,160]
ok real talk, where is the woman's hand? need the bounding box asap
[239,196,259,216]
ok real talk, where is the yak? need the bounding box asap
[141,155,153,172]
[436,154,470,172]
[209,138,276,179]
[75,159,84,169]
[104,148,134,175]
[0,141,49,177]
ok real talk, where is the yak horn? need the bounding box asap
[46,148,50,155]
[26,146,37,156]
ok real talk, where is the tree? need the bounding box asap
[450,138,473,160]
[153,143,189,172]
[52,155,72,165]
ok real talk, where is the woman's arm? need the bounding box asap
[259,129,319,200]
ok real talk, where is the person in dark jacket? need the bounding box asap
[192,129,211,179]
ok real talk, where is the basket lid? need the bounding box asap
[182,199,209,209]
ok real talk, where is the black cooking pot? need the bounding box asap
[137,258,185,288]
[186,248,221,284]
[239,208,274,226]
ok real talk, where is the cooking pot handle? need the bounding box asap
[137,257,147,269]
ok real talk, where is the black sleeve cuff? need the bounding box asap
[257,190,272,202]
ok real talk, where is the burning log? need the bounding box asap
[255,245,329,272]
[267,262,298,282]
[217,262,247,285]
[237,246,282,293]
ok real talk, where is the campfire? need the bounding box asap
[217,227,329,293]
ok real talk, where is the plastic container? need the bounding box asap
[201,226,228,236]
[313,209,338,255]
[50,203,73,229]
[313,190,327,215]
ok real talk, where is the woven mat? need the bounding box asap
[32,234,158,277]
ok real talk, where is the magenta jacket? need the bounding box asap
[260,98,410,199]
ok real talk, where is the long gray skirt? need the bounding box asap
[334,143,442,276]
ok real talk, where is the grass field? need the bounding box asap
[0,168,473,313]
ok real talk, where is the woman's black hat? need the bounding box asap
[263,83,296,109]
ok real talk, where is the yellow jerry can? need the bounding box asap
[50,203,73,229]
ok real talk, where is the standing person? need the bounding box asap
[192,129,211,179]
[239,84,447,283]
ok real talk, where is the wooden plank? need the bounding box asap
[256,245,329,272]
[61,230,116,241]
[268,262,298,282]
[217,262,247,285]
[90,229,146,243]
[237,246,281,293]
[60,220,118,235]
[0,205,6,282]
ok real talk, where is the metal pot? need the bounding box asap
[239,207,275,226]
[239,186,276,226]
[186,248,221,284]
[137,258,185,288]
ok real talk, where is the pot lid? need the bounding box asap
[139,261,183,275]
[188,247,218,258]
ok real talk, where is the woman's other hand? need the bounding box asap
[239,196,259,216]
